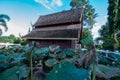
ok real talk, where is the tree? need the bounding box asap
[0,14,10,36]
[106,0,119,50]
[107,0,119,35]
[116,0,120,31]
[97,0,120,51]
[99,23,109,38]
[97,22,119,51]
[96,23,109,47]
[70,0,97,29]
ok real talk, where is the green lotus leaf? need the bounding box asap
[96,64,120,79]
[46,61,90,80]
[0,66,29,80]
[45,59,57,67]
[49,53,57,58]
[57,53,66,59]
[0,54,9,61]
[62,49,74,56]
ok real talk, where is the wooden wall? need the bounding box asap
[29,40,76,49]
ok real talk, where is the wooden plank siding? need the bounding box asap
[29,40,72,49]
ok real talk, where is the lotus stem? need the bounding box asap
[92,61,96,80]
[30,47,34,80]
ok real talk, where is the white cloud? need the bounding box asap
[34,0,53,10]
[91,15,108,39]
[91,24,101,39]
[34,0,63,10]
[51,0,63,7]
[2,22,28,37]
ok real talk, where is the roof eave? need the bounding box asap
[23,37,78,40]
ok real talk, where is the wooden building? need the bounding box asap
[23,8,83,49]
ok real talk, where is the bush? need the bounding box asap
[102,38,116,51]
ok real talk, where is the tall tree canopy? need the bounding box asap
[116,0,120,31]
[0,14,10,36]
[107,0,120,35]
[97,0,120,51]
[99,23,109,38]
[70,0,97,29]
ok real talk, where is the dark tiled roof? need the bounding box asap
[23,29,78,40]
[34,8,82,27]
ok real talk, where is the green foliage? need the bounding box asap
[70,0,86,8]
[98,0,120,51]
[116,0,120,31]
[102,38,116,51]
[0,66,29,80]
[56,52,66,59]
[0,54,9,61]
[0,14,10,21]
[70,0,97,29]
[62,49,74,57]
[49,45,61,53]
[82,28,91,38]
[45,59,57,67]
[0,14,10,34]
[81,34,93,46]
[10,53,24,62]
[98,53,111,65]
[99,23,109,37]
[0,45,83,75]
[1,45,120,80]
[81,28,93,46]
[33,47,49,60]
[99,0,120,50]
[97,51,120,67]
[21,39,28,45]
[0,34,21,43]
[97,64,120,79]
[98,35,119,51]
[110,77,120,80]
[46,61,91,80]
[0,34,28,45]
[13,38,21,44]
[108,0,119,35]
[35,47,49,55]
[0,53,24,63]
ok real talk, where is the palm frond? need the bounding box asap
[0,14,10,21]
[0,19,8,31]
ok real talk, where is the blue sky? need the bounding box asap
[0,0,108,38]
